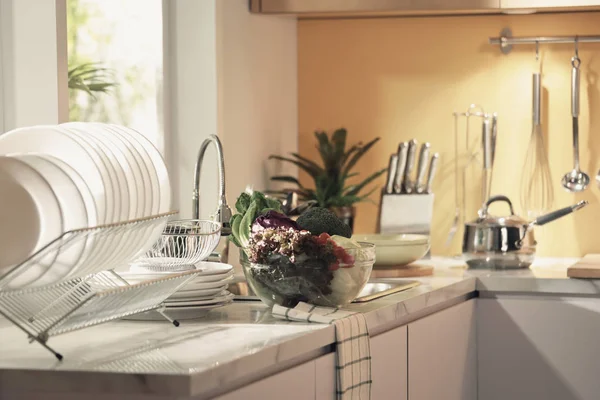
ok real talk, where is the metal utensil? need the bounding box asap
[385,154,399,194]
[393,142,409,193]
[463,195,588,268]
[425,153,439,194]
[520,73,554,217]
[561,55,590,192]
[482,117,492,205]
[403,139,418,194]
[415,143,431,194]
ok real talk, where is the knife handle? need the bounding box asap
[415,143,431,193]
[425,153,440,194]
[385,154,399,194]
[393,142,408,193]
[403,139,418,194]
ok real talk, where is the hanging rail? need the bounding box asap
[489,28,600,54]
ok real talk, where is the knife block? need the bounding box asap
[377,194,434,257]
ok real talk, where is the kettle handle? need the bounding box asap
[482,195,515,217]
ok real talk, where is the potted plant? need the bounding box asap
[269,128,386,231]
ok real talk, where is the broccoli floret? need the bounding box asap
[296,207,352,238]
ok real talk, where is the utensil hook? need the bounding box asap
[535,40,539,62]
[572,36,581,68]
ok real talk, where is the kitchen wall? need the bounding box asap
[166,0,297,220]
[298,12,600,257]
[0,0,68,130]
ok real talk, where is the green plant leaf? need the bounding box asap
[315,131,336,170]
[270,175,303,187]
[358,186,380,204]
[342,137,380,177]
[290,153,324,175]
[269,155,322,178]
[331,128,347,165]
[344,167,387,196]
[68,62,117,97]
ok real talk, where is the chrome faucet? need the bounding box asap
[192,135,232,236]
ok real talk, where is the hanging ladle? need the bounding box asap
[562,42,590,192]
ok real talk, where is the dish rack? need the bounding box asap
[447,105,498,247]
[0,212,200,360]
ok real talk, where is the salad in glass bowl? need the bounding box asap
[230,191,375,308]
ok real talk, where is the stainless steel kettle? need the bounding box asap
[462,195,587,269]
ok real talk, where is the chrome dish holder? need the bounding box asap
[0,212,200,360]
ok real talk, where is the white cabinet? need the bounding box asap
[408,300,477,400]
[371,325,408,400]
[315,353,336,400]
[478,297,600,400]
[215,360,315,400]
[315,325,408,400]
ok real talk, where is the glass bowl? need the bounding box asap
[240,242,375,308]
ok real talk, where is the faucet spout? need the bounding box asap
[192,135,232,236]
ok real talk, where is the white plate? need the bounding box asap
[165,292,234,306]
[168,286,228,299]
[63,123,147,267]
[115,125,170,213]
[39,155,98,227]
[95,124,154,217]
[0,126,108,223]
[0,156,63,287]
[129,262,233,277]
[37,154,100,278]
[193,262,234,276]
[11,154,88,285]
[60,125,124,222]
[64,123,138,220]
[179,275,233,290]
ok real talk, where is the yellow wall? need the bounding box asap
[298,12,600,257]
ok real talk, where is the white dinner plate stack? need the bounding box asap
[0,123,171,288]
[121,261,234,316]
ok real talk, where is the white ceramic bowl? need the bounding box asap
[352,234,430,267]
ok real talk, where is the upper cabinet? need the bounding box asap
[250,0,500,16]
[249,0,600,17]
[501,0,600,10]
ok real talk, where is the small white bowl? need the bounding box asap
[352,234,430,267]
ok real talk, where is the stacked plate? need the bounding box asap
[0,123,171,288]
[122,262,234,318]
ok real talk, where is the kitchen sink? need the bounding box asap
[228,279,420,303]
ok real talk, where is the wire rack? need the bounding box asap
[133,219,221,270]
[0,212,201,360]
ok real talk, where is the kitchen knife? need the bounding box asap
[385,154,399,194]
[393,142,408,193]
[403,139,418,194]
[425,153,440,194]
[415,142,431,194]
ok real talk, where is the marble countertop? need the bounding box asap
[0,256,594,398]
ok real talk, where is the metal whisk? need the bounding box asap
[520,72,554,218]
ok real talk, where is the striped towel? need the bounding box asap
[272,302,371,400]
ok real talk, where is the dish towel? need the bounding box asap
[272,302,371,399]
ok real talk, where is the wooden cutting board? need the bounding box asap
[567,254,600,278]
[371,264,433,278]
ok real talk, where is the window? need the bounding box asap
[67,0,164,152]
